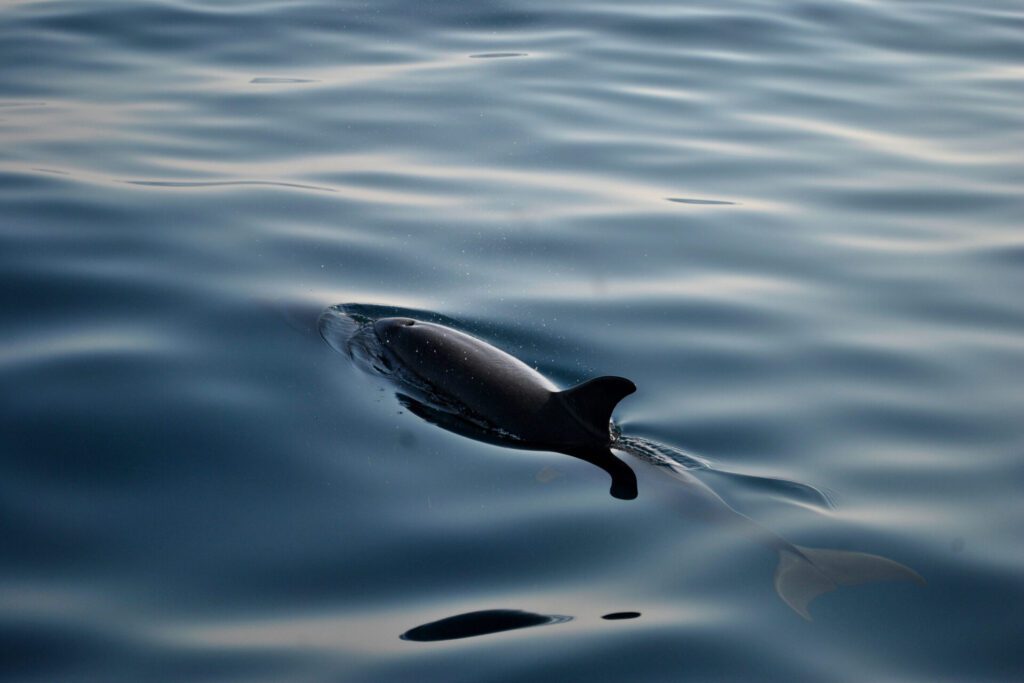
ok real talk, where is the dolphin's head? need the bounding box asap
[373,317,420,345]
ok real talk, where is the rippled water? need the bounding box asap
[3,1,1023,680]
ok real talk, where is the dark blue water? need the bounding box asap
[3,1,1023,681]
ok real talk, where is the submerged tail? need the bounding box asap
[775,545,925,620]
[617,433,924,619]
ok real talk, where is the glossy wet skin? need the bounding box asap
[372,317,608,450]
[358,314,638,499]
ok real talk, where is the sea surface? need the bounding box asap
[2,1,1023,681]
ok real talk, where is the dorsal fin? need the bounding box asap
[558,376,636,438]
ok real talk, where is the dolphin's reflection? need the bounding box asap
[400,609,571,642]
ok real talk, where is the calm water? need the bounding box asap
[3,1,1023,681]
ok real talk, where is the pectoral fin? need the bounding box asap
[562,446,638,501]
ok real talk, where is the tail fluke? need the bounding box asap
[774,546,925,620]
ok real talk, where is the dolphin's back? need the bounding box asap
[376,319,556,425]
[374,318,635,451]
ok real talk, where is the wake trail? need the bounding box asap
[614,435,835,511]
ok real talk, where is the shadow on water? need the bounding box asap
[602,612,642,620]
[319,304,925,620]
[400,610,571,642]
[400,609,642,642]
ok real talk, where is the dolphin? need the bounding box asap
[319,305,924,619]
[365,316,639,500]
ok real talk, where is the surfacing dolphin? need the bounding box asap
[321,306,639,499]
[319,304,923,619]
